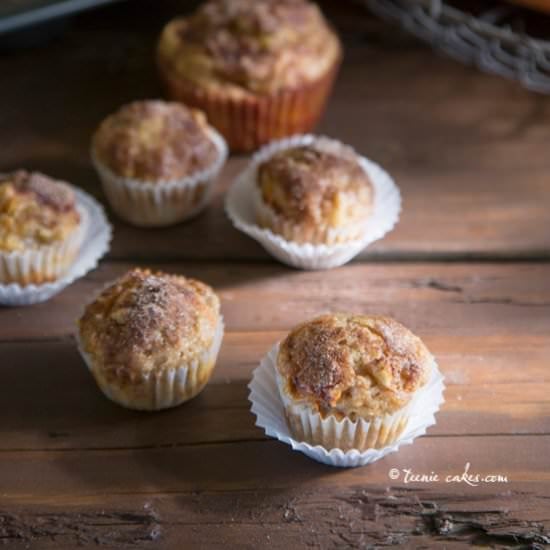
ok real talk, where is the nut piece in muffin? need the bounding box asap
[91,100,227,227]
[78,268,223,410]
[276,314,433,450]
[256,144,373,244]
[157,0,342,151]
[0,170,84,285]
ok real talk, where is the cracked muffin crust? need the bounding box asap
[256,144,373,244]
[92,100,218,181]
[277,313,432,420]
[158,0,340,97]
[0,171,81,252]
[0,170,85,286]
[78,268,223,410]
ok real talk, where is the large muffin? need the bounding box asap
[276,313,433,450]
[91,100,227,227]
[78,268,224,411]
[157,0,342,151]
[0,171,84,285]
[256,143,373,244]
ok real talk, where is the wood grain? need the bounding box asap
[1,261,548,341]
[2,487,549,548]
[1,338,549,451]
[0,1,549,262]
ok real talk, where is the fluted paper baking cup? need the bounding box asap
[249,342,445,467]
[0,206,86,287]
[253,185,368,245]
[225,135,401,270]
[0,188,112,306]
[92,128,228,227]
[158,56,340,153]
[77,318,224,411]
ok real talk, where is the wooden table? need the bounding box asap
[1,1,549,547]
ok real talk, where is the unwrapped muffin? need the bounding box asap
[276,313,433,450]
[77,268,224,410]
[91,100,227,227]
[157,0,342,151]
[0,170,85,286]
[256,142,373,244]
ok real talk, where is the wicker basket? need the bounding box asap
[366,0,550,93]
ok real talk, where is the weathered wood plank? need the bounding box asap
[0,262,548,341]
[0,436,548,499]
[0,336,549,451]
[2,487,549,549]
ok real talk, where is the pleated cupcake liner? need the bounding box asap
[77,318,224,411]
[91,128,228,227]
[249,342,445,468]
[253,186,369,245]
[158,57,340,153]
[0,208,86,286]
[225,134,402,270]
[0,188,112,306]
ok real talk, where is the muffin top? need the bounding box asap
[158,0,341,96]
[277,314,432,419]
[257,144,373,230]
[92,100,218,181]
[0,170,81,252]
[78,268,221,382]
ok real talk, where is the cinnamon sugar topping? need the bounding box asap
[277,314,432,418]
[0,171,80,251]
[258,145,373,227]
[9,170,76,212]
[92,100,218,181]
[78,268,220,381]
[158,0,341,94]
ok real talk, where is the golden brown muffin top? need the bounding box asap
[0,170,81,252]
[92,100,218,181]
[78,268,221,382]
[258,145,373,228]
[158,0,341,95]
[277,314,432,419]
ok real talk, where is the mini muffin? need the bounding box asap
[91,100,227,227]
[0,170,85,286]
[157,0,342,152]
[78,268,224,411]
[276,314,433,451]
[256,143,373,244]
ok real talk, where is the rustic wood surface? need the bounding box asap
[1,0,549,548]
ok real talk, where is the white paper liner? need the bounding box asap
[249,342,445,468]
[76,318,224,411]
[0,206,86,286]
[253,186,370,245]
[0,188,112,306]
[92,128,228,227]
[225,135,401,270]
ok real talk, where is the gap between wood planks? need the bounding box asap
[0,430,548,455]
[1,261,549,342]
